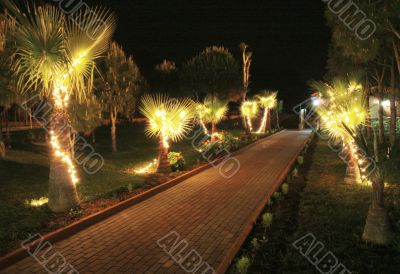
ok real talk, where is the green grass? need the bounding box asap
[282,140,400,274]
[0,120,244,254]
[229,138,400,274]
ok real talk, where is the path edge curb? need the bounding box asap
[215,130,313,274]
[0,129,285,270]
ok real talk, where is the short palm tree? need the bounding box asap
[196,95,228,141]
[313,79,365,183]
[314,78,392,245]
[4,1,115,212]
[255,91,277,133]
[313,79,366,183]
[140,94,196,173]
[241,100,259,133]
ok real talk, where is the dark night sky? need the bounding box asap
[80,0,330,108]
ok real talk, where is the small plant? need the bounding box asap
[273,191,283,201]
[168,152,186,171]
[262,212,273,228]
[251,237,260,250]
[297,156,304,165]
[267,199,273,207]
[261,212,273,236]
[281,183,289,195]
[127,183,133,192]
[292,167,298,177]
[68,207,84,219]
[236,256,251,274]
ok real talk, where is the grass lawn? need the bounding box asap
[230,137,400,274]
[0,119,246,255]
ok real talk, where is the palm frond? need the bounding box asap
[256,90,278,109]
[65,6,116,100]
[315,78,367,142]
[241,100,258,119]
[198,95,228,124]
[6,2,66,95]
[140,94,196,142]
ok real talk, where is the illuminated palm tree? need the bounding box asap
[140,94,196,173]
[313,79,366,184]
[255,91,277,133]
[196,95,228,141]
[314,78,392,245]
[4,1,115,212]
[241,100,258,133]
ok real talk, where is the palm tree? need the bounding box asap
[255,91,277,133]
[140,94,196,173]
[313,79,365,184]
[241,100,258,133]
[196,95,228,141]
[4,1,115,212]
[314,77,392,245]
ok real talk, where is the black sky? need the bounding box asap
[82,0,330,108]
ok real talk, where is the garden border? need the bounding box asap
[216,130,313,274]
[0,129,285,270]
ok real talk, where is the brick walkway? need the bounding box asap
[2,130,311,274]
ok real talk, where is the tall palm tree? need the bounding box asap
[241,100,258,134]
[196,95,228,141]
[140,94,195,173]
[255,91,277,133]
[3,0,116,212]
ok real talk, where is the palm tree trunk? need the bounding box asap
[276,109,280,129]
[157,135,170,173]
[362,174,392,245]
[344,152,361,184]
[48,110,80,213]
[69,132,76,161]
[257,108,268,133]
[110,106,117,153]
[211,121,217,141]
[266,109,271,132]
[389,62,396,148]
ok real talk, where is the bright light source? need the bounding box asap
[312,97,320,107]
[25,197,48,207]
[381,100,390,107]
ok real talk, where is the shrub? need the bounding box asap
[292,167,298,177]
[281,183,289,195]
[236,256,251,274]
[220,132,240,151]
[198,132,240,160]
[251,237,260,250]
[297,156,304,165]
[273,191,283,201]
[261,212,273,228]
[168,152,186,171]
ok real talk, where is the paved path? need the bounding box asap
[2,130,311,274]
